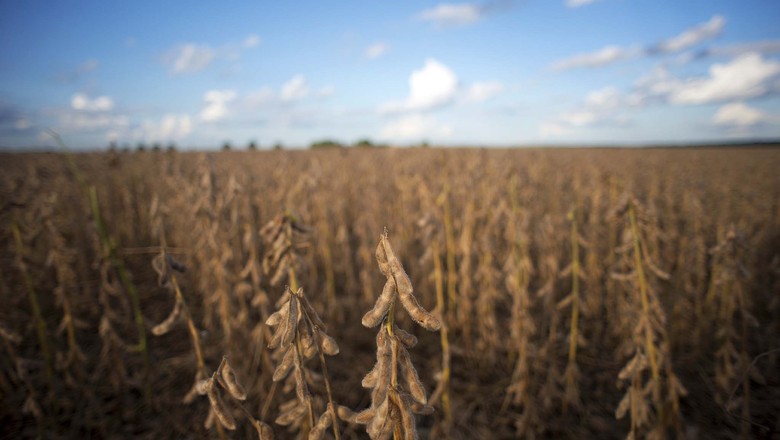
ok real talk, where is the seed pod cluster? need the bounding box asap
[197,371,236,430]
[266,287,340,437]
[348,233,437,440]
[260,213,310,286]
[197,356,274,438]
[363,234,441,331]
[349,325,433,440]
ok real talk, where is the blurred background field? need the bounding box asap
[1,146,779,439]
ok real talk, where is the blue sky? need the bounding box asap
[1,0,780,149]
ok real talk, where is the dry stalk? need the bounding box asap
[611,196,686,439]
[708,226,757,438]
[417,209,452,435]
[501,175,539,437]
[266,286,341,440]
[344,232,439,440]
[11,220,53,383]
[560,207,586,414]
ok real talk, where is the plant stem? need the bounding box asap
[432,241,451,430]
[89,186,150,401]
[12,222,53,382]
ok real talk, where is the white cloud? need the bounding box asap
[552,16,725,72]
[366,43,390,59]
[242,79,331,110]
[281,75,309,101]
[652,15,725,54]
[243,34,261,49]
[540,86,633,136]
[566,0,601,8]
[71,93,114,112]
[466,81,505,102]
[669,53,780,104]
[379,59,459,113]
[138,114,192,141]
[200,90,236,122]
[164,44,216,75]
[379,114,453,141]
[417,3,482,28]
[551,45,639,71]
[585,86,623,109]
[60,113,129,132]
[154,114,191,139]
[713,102,772,127]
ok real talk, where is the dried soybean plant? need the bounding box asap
[148,197,209,400]
[260,212,311,290]
[610,195,686,440]
[559,206,587,414]
[707,226,757,437]
[149,200,273,438]
[416,207,452,437]
[502,176,540,437]
[265,286,341,440]
[341,232,439,440]
[261,209,339,440]
[196,356,275,439]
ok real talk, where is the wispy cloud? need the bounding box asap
[415,1,512,29]
[686,40,780,61]
[649,15,725,54]
[542,52,780,138]
[379,114,453,141]
[565,0,602,8]
[57,59,99,83]
[465,81,505,102]
[417,3,482,28]
[552,15,727,71]
[242,34,261,49]
[281,75,310,102]
[162,35,262,75]
[59,113,129,133]
[139,114,192,140]
[551,46,640,71]
[163,44,217,75]
[540,86,631,137]
[379,59,459,113]
[365,43,390,59]
[315,85,335,98]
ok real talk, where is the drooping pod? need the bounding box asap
[218,357,247,401]
[362,280,395,328]
[151,297,183,336]
[206,373,236,430]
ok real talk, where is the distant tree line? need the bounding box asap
[108,137,411,152]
